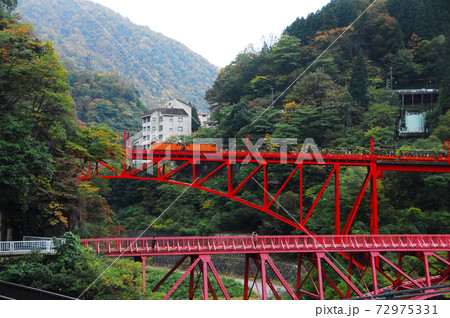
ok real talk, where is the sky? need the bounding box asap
[89,0,331,67]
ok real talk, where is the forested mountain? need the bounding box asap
[17,0,218,110]
[68,70,147,132]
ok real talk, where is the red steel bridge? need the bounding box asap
[78,135,450,299]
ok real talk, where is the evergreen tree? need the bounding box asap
[436,0,450,115]
[392,49,418,88]
[387,0,448,40]
[270,35,302,75]
[0,0,16,12]
[348,52,368,107]
[336,0,357,27]
[191,106,201,132]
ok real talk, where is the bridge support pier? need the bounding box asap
[141,256,147,294]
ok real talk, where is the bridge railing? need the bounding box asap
[0,240,57,255]
[81,234,450,255]
[131,147,449,163]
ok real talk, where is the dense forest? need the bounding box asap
[1,0,449,300]
[0,0,124,240]
[69,70,147,132]
[17,0,218,110]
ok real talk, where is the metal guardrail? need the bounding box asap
[0,240,57,255]
[396,89,439,95]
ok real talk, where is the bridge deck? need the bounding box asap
[81,234,450,257]
[127,149,450,173]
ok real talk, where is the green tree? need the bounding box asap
[0,18,76,237]
[0,0,16,12]
[216,102,251,139]
[0,232,144,299]
[273,104,339,146]
[432,110,450,140]
[68,70,147,132]
[0,15,124,238]
[270,35,302,75]
[191,106,201,132]
[348,52,368,107]
[67,125,124,163]
[336,0,357,28]
[392,49,419,88]
[436,35,450,115]
[287,68,343,108]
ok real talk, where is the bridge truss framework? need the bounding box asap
[82,235,450,300]
[78,135,450,299]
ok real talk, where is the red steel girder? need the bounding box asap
[79,134,450,236]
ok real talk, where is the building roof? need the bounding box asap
[172,98,193,108]
[142,108,188,118]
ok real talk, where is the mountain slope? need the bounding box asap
[17,0,218,110]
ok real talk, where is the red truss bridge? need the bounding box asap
[78,135,450,299]
[81,234,450,300]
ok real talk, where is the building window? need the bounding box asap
[152,117,156,122]
[159,134,163,140]
[169,128,173,132]
[152,126,156,131]
[178,117,183,122]
[159,125,163,131]
[159,116,163,122]
[169,117,173,122]
[178,126,183,132]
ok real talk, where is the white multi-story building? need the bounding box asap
[138,99,193,148]
[198,111,209,126]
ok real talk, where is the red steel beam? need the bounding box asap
[162,256,200,300]
[342,171,371,235]
[267,165,299,209]
[302,166,337,226]
[161,161,191,180]
[231,164,263,196]
[196,162,227,186]
[152,255,187,293]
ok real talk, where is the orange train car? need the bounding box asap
[185,144,217,152]
[150,143,183,151]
